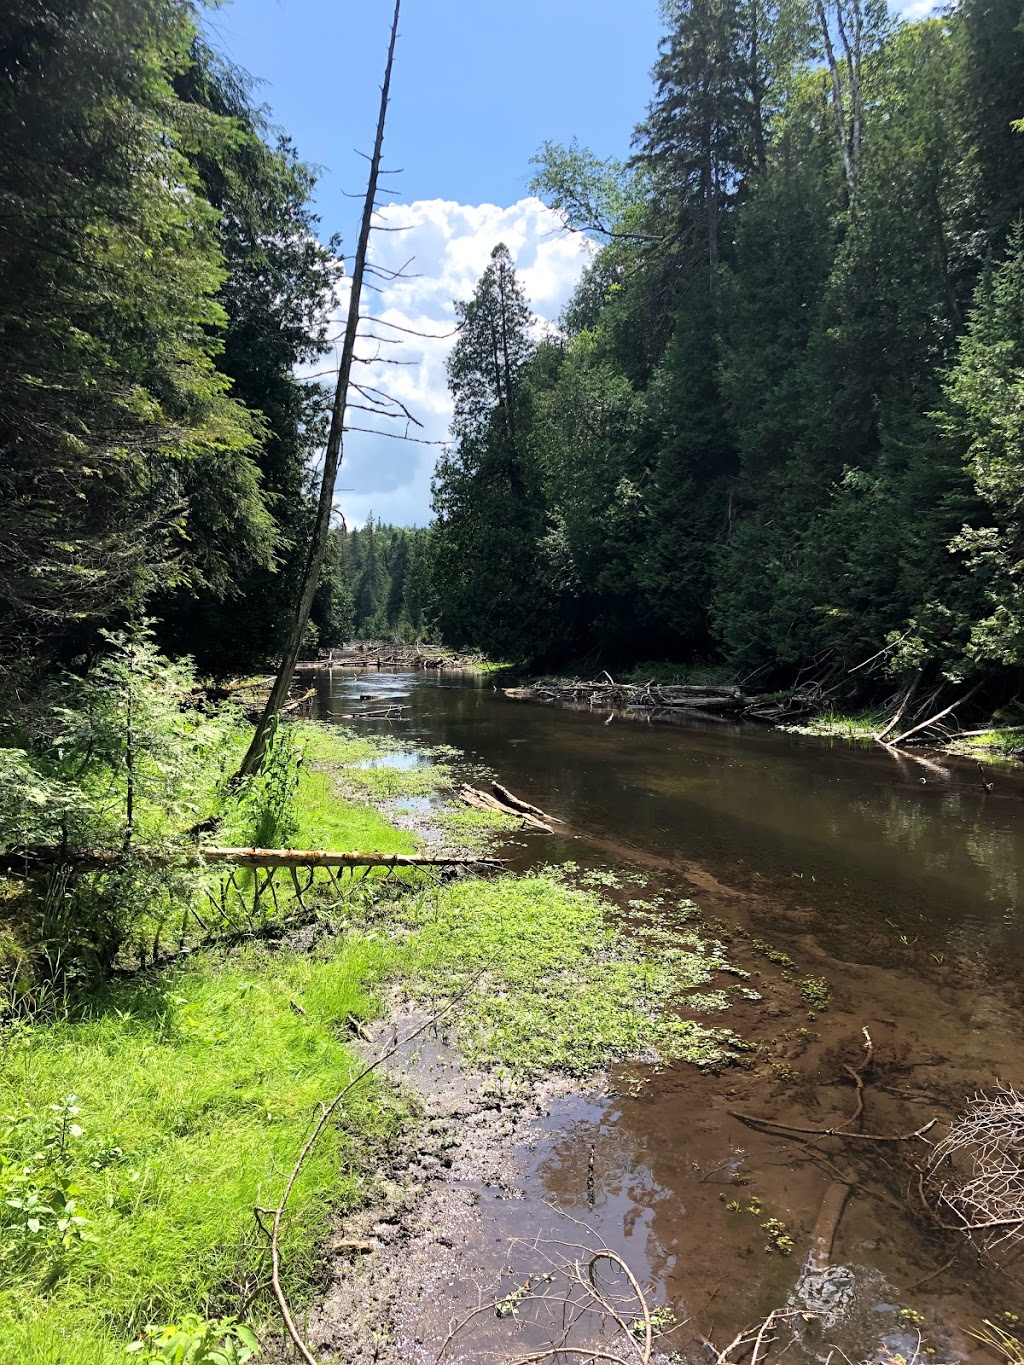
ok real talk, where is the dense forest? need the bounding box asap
[1,0,347,688]
[5,0,1024,692]
[427,0,1024,690]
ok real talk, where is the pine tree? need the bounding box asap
[431,245,551,661]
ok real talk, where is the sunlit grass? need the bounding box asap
[0,940,407,1363]
[783,708,883,740]
[0,718,749,1363]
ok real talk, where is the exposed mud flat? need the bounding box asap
[304,1012,612,1364]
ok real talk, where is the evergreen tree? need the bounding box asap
[431,245,551,661]
[940,227,1024,669]
[0,0,273,683]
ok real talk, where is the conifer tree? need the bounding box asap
[431,245,550,660]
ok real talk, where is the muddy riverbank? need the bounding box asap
[300,667,1024,1365]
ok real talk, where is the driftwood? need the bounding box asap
[340,705,409,719]
[456,785,553,833]
[875,672,922,743]
[890,682,982,747]
[491,782,562,824]
[951,723,1024,739]
[0,846,503,875]
[245,687,313,722]
[501,677,830,726]
[807,1181,852,1274]
[295,643,485,672]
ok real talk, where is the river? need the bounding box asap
[311,665,1024,1364]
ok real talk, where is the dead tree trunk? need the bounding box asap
[814,0,863,200]
[235,1,402,782]
[0,846,501,875]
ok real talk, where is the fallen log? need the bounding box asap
[807,1180,853,1274]
[491,782,563,824]
[246,687,314,722]
[647,695,742,712]
[456,785,552,833]
[657,684,742,698]
[890,682,982,747]
[0,846,503,875]
[949,723,1024,739]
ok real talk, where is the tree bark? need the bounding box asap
[235,1,402,782]
[0,846,501,874]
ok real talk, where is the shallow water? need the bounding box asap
[312,665,1024,1361]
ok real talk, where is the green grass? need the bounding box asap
[0,869,749,1362]
[946,728,1024,759]
[0,940,407,1364]
[381,873,748,1074]
[0,719,752,1362]
[783,708,883,740]
[292,755,416,853]
[296,722,459,805]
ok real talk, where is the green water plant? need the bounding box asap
[387,874,749,1073]
[799,976,832,1010]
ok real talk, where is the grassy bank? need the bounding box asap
[784,709,1024,760]
[0,713,746,1363]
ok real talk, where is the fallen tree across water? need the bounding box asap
[0,846,503,875]
[501,677,830,725]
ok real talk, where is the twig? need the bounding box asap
[261,979,481,1365]
[731,1111,936,1143]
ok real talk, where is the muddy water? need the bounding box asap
[311,668,1024,1363]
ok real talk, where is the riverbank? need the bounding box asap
[0,714,761,1363]
[783,710,1024,761]
[6,661,1022,1365]
[510,667,1024,762]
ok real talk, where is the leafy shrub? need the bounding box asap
[0,1095,98,1273]
[127,1316,259,1364]
[0,624,243,989]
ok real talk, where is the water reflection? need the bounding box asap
[312,668,1024,965]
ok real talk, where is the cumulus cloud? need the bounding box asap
[307,197,593,528]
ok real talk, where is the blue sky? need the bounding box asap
[213,0,930,527]
[207,1,664,527]
[213,2,663,241]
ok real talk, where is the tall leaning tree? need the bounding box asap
[236,0,401,780]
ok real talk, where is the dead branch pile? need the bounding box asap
[502,677,829,724]
[296,643,485,671]
[928,1087,1024,1253]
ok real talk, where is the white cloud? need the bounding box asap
[307,197,593,529]
[897,0,939,16]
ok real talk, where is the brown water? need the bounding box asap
[312,667,1024,1363]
